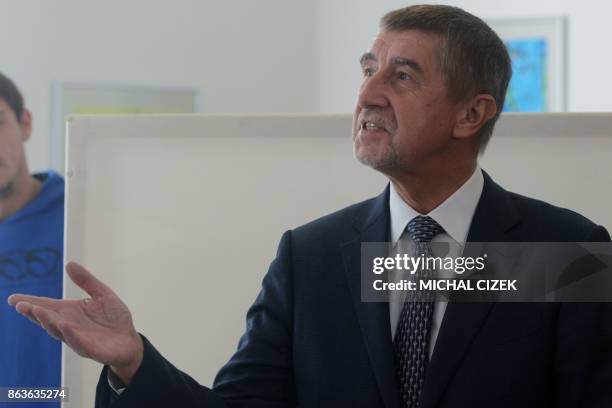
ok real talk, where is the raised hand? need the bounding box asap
[7,261,143,385]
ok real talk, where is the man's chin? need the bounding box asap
[354,148,399,171]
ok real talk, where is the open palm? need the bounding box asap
[8,261,143,381]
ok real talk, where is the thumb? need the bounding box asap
[65,261,113,298]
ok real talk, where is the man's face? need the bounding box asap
[352,30,460,175]
[0,99,30,195]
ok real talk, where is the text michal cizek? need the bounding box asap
[372,278,518,292]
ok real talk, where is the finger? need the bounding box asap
[31,306,66,342]
[14,301,44,326]
[66,261,113,298]
[15,302,65,342]
[8,294,63,309]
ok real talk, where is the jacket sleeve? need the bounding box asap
[95,230,296,408]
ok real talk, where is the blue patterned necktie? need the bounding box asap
[394,215,444,408]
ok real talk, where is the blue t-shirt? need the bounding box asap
[0,171,64,408]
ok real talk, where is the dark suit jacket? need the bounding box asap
[96,172,612,407]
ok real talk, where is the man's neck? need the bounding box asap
[0,170,42,221]
[388,161,477,215]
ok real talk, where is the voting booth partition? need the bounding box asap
[62,113,612,406]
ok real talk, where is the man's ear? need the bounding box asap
[19,109,33,142]
[453,94,497,140]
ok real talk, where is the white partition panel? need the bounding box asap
[63,114,387,407]
[63,113,612,406]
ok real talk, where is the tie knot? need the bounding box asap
[405,216,444,243]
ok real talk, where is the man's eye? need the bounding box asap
[397,72,411,81]
[363,68,374,77]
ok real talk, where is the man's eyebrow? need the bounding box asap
[392,57,423,74]
[359,53,423,75]
[359,52,376,66]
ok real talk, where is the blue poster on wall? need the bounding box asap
[503,38,548,112]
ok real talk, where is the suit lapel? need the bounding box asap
[341,186,401,408]
[420,171,521,408]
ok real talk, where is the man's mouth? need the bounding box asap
[361,121,385,131]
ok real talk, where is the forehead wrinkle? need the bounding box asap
[382,30,444,68]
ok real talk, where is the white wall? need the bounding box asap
[0,0,318,173]
[5,0,612,173]
[317,0,612,113]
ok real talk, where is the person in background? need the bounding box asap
[0,71,64,408]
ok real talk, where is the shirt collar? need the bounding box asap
[389,167,484,245]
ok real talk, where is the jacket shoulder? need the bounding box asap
[292,195,378,238]
[507,191,609,241]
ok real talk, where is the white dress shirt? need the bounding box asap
[388,167,484,357]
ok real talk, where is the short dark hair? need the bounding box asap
[0,71,25,122]
[381,5,512,152]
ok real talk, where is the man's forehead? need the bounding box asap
[366,30,442,60]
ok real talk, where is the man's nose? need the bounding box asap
[356,72,389,109]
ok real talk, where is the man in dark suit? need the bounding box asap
[9,4,612,407]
